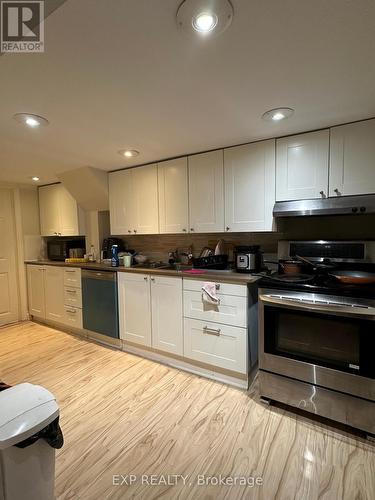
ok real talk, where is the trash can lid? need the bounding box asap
[0,383,59,449]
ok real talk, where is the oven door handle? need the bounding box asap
[259,294,375,318]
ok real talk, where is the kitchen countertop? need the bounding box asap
[25,260,260,285]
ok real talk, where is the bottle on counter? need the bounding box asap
[88,244,96,262]
[111,245,119,267]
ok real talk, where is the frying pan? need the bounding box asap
[296,255,336,271]
[328,270,375,285]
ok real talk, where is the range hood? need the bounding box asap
[273,194,375,217]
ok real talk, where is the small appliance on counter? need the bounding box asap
[101,238,125,260]
[234,246,262,273]
[47,237,85,261]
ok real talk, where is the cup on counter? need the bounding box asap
[123,255,132,268]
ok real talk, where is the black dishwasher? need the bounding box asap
[82,270,119,339]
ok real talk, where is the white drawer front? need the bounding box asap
[183,290,247,327]
[184,318,247,374]
[183,279,247,297]
[64,306,83,329]
[64,287,82,308]
[64,268,82,288]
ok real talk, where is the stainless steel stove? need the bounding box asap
[258,240,375,436]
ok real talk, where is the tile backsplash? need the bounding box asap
[119,214,375,263]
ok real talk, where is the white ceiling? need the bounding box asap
[1,0,375,185]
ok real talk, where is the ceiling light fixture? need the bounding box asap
[13,113,49,128]
[262,108,294,122]
[118,149,140,158]
[177,0,233,38]
[193,12,218,32]
[31,176,40,182]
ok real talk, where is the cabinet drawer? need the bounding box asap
[64,286,82,308]
[184,318,247,374]
[64,306,83,329]
[64,268,81,288]
[183,279,247,297]
[183,290,247,327]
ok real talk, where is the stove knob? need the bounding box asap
[360,206,366,213]
[352,207,358,213]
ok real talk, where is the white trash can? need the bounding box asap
[0,383,63,500]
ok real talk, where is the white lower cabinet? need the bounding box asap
[151,275,183,355]
[27,265,46,319]
[118,273,183,353]
[118,273,152,346]
[27,265,82,329]
[184,318,247,374]
[183,278,248,375]
[44,266,65,323]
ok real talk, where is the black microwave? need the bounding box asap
[47,237,86,261]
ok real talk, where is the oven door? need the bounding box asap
[259,288,375,401]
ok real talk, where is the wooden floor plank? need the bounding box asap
[0,321,374,500]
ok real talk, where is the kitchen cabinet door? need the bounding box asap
[39,184,84,236]
[39,184,61,236]
[158,158,188,234]
[133,165,159,234]
[188,150,224,233]
[27,265,46,319]
[118,273,151,346]
[58,184,84,236]
[224,140,275,232]
[276,130,329,201]
[109,169,136,235]
[44,266,65,323]
[151,276,183,355]
[330,119,375,197]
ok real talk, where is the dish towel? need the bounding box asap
[202,282,220,305]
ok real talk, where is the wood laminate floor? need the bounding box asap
[0,321,374,500]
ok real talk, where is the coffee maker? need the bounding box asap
[234,246,262,273]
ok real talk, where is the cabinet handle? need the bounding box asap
[38,267,45,271]
[128,230,132,234]
[65,270,75,273]
[182,228,187,232]
[66,289,77,294]
[151,277,155,282]
[334,188,341,195]
[203,326,221,336]
[226,226,230,232]
[134,229,137,234]
[143,276,148,281]
[66,308,76,314]
[319,190,325,197]
[190,228,194,232]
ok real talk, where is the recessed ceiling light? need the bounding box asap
[262,108,294,122]
[177,0,233,38]
[30,176,40,182]
[13,113,49,127]
[118,149,140,158]
[193,12,218,33]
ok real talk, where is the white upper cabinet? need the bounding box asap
[158,158,188,234]
[224,139,275,232]
[39,184,85,236]
[276,130,329,201]
[329,119,375,197]
[188,150,224,233]
[109,165,159,235]
[109,169,135,235]
[133,165,159,234]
